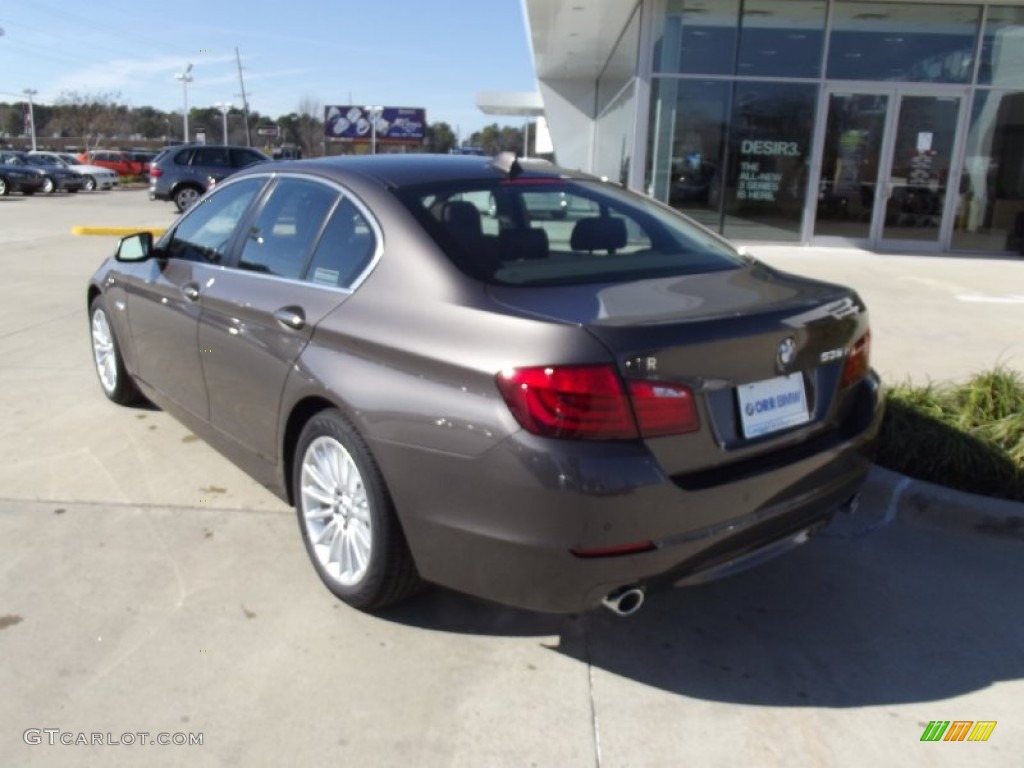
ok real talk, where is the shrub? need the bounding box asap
[876,367,1024,501]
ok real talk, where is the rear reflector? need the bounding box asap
[841,331,871,388]
[571,540,656,558]
[496,364,700,441]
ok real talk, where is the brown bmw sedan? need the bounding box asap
[87,154,882,615]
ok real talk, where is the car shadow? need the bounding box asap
[385,521,1024,707]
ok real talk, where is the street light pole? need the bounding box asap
[366,105,382,155]
[215,102,232,143]
[175,63,193,142]
[23,88,38,151]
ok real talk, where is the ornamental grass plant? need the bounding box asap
[876,366,1024,502]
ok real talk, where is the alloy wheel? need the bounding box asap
[300,436,373,587]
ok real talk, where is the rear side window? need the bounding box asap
[194,147,230,168]
[397,179,743,286]
[173,149,192,165]
[304,199,377,288]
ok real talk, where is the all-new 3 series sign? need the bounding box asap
[324,106,426,143]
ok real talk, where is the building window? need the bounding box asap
[655,0,741,76]
[723,82,817,241]
[952,90,1024,252]
[827,2,980,83]
[737,0,827,79]
[647,79,731,231]
[978,6,1024,87]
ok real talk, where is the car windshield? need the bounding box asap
[396,178,744,286]
[61,154,83,165]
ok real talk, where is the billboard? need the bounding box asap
[324,106,426,143]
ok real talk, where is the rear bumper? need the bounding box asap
[380,372,884,613]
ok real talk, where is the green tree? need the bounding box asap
[466,123,524,156]
[425,121,457,154]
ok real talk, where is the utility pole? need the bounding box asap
[23,88,38,151]
[235,47,252,147]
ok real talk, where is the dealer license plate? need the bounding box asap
[736,373,810,439]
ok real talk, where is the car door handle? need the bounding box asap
[273,307,306,330]
[182,283,201,301]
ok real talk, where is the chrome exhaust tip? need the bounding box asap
[601,586,645,617]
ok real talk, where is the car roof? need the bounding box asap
[257,154,593,189]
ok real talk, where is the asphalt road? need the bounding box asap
[0,189,1021,767]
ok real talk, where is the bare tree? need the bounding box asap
[296,97,323,157]
[49,91,124,146]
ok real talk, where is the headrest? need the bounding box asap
[570,216,627,252]
[498,228,549,261]
[440,200,483,236]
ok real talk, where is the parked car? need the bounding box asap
[30,151,119,191]
[87,154,881,616]
[77,149,145,177]
[147,143,271,212]
[126,150,157,178]
[5,151,87,194]
[0,157,46,196]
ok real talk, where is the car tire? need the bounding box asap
[173,186,202,213]
[42,177,55,194]
[0,177,7,196]
[84,176,97,192]
[294,409,420,611]
[89,297,142,406]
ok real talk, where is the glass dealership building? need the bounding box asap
[522,0,1024,253]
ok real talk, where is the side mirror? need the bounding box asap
[115,232,154,262]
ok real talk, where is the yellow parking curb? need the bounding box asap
[71,226,166,237]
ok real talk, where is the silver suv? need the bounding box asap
[148,144,271,212]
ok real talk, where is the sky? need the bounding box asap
[0,0,538,139]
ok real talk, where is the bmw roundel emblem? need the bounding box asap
[776,337,797,371]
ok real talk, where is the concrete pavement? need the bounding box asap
[0,190,1021,767]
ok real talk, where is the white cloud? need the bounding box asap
[50,54,236,96]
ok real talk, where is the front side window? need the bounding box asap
[238,178,338,278]
[398,178,743,286]
[163,177,266,263]
[232,149,269,168]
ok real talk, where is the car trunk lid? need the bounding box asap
[487,262,870,477]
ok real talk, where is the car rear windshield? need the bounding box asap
[395,178,744,286]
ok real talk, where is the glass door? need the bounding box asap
[811,88,966,250]
[813,91,890,242]
[878,94,963,248]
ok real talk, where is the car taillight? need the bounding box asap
[149,168,163,178]
[627,380,700,436]
[495,364,699,441]
[841,330,871,387]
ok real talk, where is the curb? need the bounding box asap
[71,226,166,237]
[865,465,1024,541]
